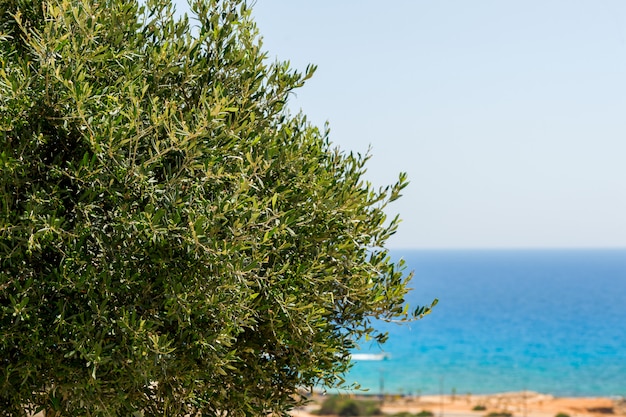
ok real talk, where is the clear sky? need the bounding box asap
[175,1,626,249]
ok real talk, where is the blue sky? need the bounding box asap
[175,1,626,249]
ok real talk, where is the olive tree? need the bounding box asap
[0,0,435,415]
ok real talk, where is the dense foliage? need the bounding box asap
[0,0,434,415]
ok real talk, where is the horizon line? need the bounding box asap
[385,246,626,251]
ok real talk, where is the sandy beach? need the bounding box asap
[19,390,625,416]
[291,392,626,417]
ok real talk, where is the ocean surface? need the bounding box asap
[343,249,626,397]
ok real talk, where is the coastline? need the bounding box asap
[291,391,626,417]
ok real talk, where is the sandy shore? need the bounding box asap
[21,391,626,416]
[291,392,626,417]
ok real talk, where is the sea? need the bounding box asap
[342,249,626,398]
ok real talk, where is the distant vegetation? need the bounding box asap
[315,395,382,416]
[390,411,435,417]
[314,395,437,417]
[486,412,513,417]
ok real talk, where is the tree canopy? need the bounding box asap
[0,0,435,415]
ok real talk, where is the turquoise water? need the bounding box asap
[344,249,626,397]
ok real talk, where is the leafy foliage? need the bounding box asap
[0,0,435,415]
